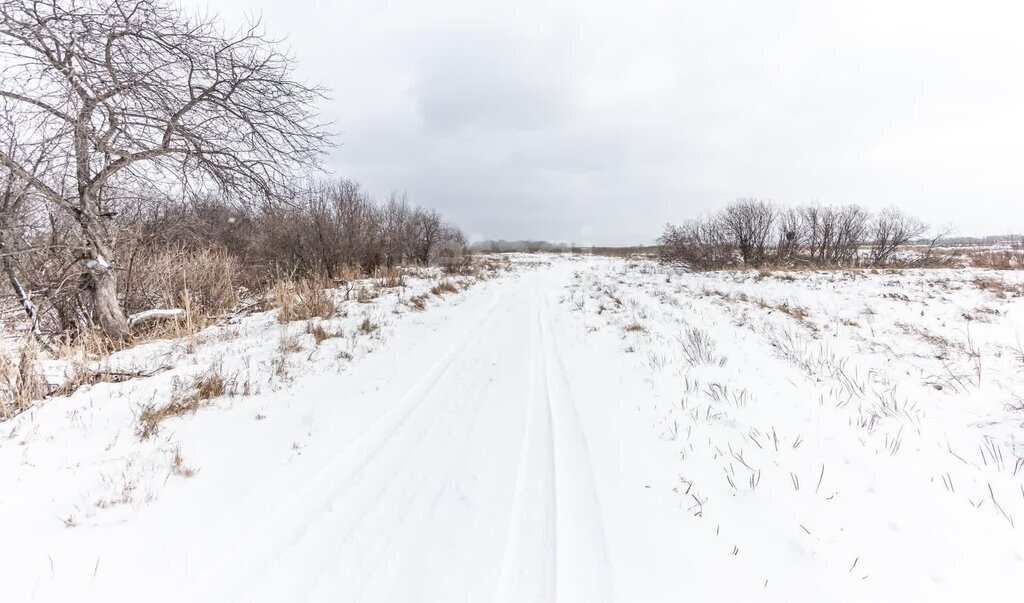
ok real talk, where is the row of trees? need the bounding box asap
[137,183,465,279]
[658,199,931,269]
[0,0,465,343]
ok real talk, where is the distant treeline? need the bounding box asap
[658,199,940,270]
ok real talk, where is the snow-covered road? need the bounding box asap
[189,266,623,602]
[173,263,701,602]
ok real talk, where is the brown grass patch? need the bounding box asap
[278,333,303,354]
[375,267,404,288]
[430,281,459,296]
[973,276,1023,298]
[137,366,237,439]
[409,293,429,311]
[0,339,48,420]
[359,318,379,334]
[274,278,335,322]
[170,446,196,478]
[306,322,344,344]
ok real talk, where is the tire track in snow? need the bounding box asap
[184,292,504,602]
[493,298,559,603]
[540,296,616,603]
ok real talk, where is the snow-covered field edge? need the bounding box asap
[563,257,1024,599]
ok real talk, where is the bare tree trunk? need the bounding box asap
[77,214,131,341]
[88,267,130,342]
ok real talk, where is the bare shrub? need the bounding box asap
[868,208,927,266]
[968,244,1024,270]
[0,338,48,419]
[720,199,778,266]
[274,278,335,323]
[658,219,735,269]
[800,204,869,265]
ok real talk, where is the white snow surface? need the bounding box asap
[1,255,1022,602]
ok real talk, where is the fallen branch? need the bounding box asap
[127,308,185,329]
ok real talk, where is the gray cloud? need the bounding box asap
[410,28,574,133]
[189,0,1024,244]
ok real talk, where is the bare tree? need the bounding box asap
[381,191,412,268]
[798,204,868,265]
[775,207,802,261]
[411,208,443,264]
[720,199,777,265]
[868,207,927,265]
[0,0,329,340]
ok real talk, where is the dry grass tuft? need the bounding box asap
[375,267,404,288]
[170,445,196,478]
[972,276,1023,298]
[137,365,237,439]
[775,302,810,321]
[355,285,377,303]
[278,333,303,354]
[137,392,202,440]
[124,246,241,322]
[306,321,344,344]
[0,339,49,420]
[968,248,1024,270]
[677,326,727,366]
[359,317,379,334]
[274,278,335,323]
[624,322,647,333]
[430,280,459,296]
[409,293,429,311]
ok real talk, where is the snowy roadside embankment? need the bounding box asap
[0,258,518,600]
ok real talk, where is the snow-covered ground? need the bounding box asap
[1,255,1021,601]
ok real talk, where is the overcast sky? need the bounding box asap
[190,0,1024,245]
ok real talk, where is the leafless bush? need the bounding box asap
[0,338,47,419]
[800,204,869,265]
[720,199,777,266]
[658,219,736,269]
[868,208,927,265]
[273,278,335,323]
